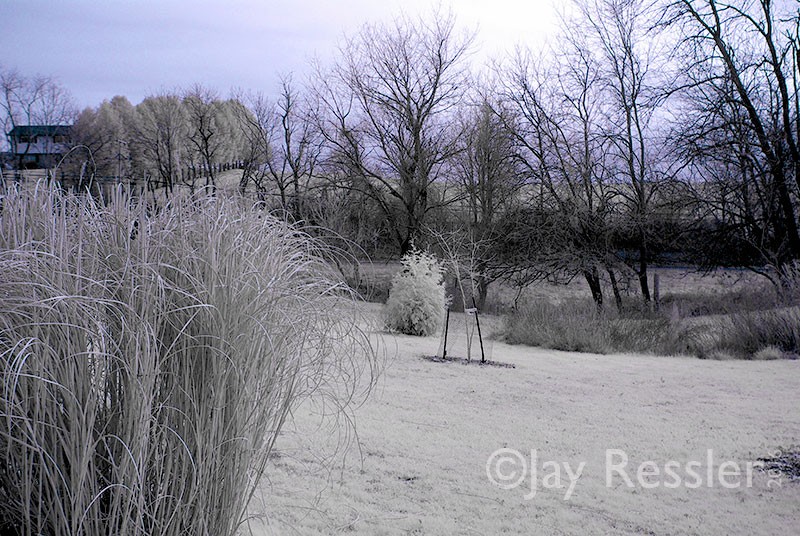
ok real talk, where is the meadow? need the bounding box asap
[250,302,800,535]
[357,262,800,360]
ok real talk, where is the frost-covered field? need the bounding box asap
[248,305,800,536]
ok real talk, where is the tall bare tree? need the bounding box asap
[183,85,223,193]
[314,11,473,254]
[448,92,525,308]
[501,42,619,308]
[259,77,322,218]
[576,0,670,303]
[665,0,800,279]
[233,80,322,218]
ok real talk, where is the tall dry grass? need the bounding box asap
[0,185,376,535]
[503,298,699,356]
[709,308,800,359]
[503,281,800,359]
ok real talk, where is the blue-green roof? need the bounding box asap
[8,125,72,137]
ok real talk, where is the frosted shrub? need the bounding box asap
[385,249,446,336]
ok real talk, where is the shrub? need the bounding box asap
[0,186,375,536]
[384,249,446,336]
[659,285,781,317]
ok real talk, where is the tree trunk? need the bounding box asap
[607,268,623,312]
[476,276,489,311]
[400,235,413,256]
[292,176,302,221]
[583,266,603,308]
[653,273,660,312]
[238,163,251,195]
[638,237,651,302]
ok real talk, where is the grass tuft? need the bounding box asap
[752,346,785,361]
[713,308,800,359]
[0,185,376,536]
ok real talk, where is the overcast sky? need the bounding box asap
[0,0,560,110]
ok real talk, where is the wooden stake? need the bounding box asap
[442,306,450,359]
[472,297,485,363]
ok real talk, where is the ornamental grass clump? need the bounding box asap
[0,185,375,536]
[384,249,446,336]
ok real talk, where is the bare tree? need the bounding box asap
[231,91,271,200]
[575,0,671,303]
[501,43,618,308]
[665,0,800,280]
[232,80,322,219]
[314,11,473,254]
[259,77,322,218]
[70,96,136,179]
[133,92,186,194]
[0,67,76,168]
[448,92,525,309]
[183,85,223,193]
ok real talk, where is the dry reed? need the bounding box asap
[0,185,376,535]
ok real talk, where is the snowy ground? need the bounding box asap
[247,306,800,536]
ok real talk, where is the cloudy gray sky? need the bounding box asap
[0,0,559,109]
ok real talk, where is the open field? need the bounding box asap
[2,184,794,535]
[247,303,800,535]
[355,262,766,312]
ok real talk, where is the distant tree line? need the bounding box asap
[2,0,798,308]
[66,86,248,195]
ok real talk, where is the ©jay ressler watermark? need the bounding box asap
[486,448,778,501]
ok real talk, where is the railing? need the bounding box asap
[2,161,246,185]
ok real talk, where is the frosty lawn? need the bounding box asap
[250,306,800,536]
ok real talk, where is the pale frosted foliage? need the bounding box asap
[0,186,375,536]
[753,346,784,360]
[385,250,446,336]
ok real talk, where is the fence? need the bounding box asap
[1,161,246,196]
[178,161,245,183]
